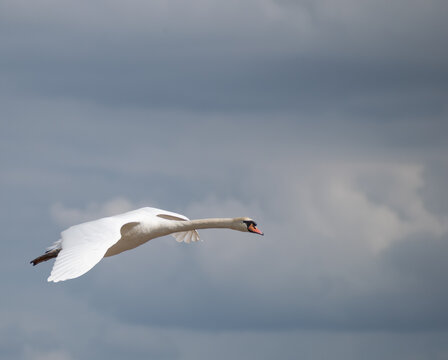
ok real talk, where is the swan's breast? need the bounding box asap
[104,222,159,257]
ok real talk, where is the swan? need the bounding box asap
[30,206,263,282]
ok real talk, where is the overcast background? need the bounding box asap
[1,0,448,359]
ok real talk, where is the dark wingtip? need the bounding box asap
[30,248,61,267]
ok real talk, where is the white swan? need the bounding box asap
[31,207,263,282]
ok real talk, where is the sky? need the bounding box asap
[1,0,448,359]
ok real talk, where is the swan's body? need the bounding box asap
[31,207,263,282]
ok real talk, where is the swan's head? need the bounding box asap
[236,218,264,235]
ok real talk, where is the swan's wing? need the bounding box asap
[48,206,198,282]
[172,229,200,243]
[48,217,132,283]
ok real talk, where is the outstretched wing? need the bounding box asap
[48,217,132,283]
[47,206,199,282]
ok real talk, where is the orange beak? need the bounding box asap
[248,223,264,235]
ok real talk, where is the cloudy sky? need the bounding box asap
[1,0,448,359]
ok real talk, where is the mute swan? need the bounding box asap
[31,207,263,282]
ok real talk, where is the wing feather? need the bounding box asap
[173,231,188,243]
[185,231,193,244]
[48,217,129,282]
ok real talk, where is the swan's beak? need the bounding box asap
[248,223,264,235]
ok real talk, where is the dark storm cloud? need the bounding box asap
[1,0,447,114]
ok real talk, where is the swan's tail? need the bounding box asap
[30,248,61,266]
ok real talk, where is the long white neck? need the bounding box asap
[158,218,243,237]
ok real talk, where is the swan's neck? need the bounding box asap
[161,218,242,235]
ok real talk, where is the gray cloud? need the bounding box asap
[1,0,447,113]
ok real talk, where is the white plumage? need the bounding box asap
[31,207,263,283]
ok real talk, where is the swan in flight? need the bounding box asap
[31,207,263,282]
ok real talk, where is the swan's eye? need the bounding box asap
[243,220,253,228]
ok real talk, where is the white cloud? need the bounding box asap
[293,162,448,253]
